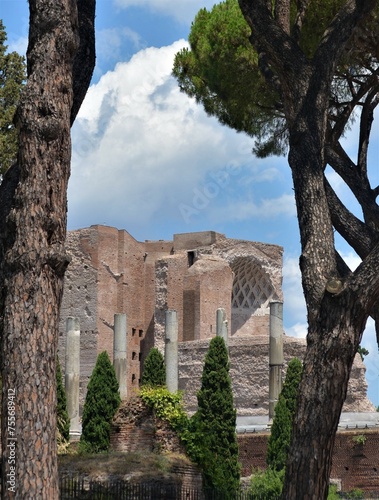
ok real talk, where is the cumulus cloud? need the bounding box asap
[69,40,261,234]
[114,0,217,24]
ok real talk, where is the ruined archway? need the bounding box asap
[230,257,278,336]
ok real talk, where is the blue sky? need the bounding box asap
[1,0,379,407]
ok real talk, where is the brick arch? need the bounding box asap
[230,257,278,336]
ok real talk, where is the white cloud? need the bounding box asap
[68,40,254,232]
[113,0,218,24]
[285,322,307,338]
[337,249,362,271]
[210,193,296,224]
[8,36,28,57]
[97,27,144,57]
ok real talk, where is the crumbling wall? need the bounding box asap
[178,335,375,416]
[59,228,98,412]
[238,430,379,493]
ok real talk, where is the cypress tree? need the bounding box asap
[141,347,165,387]
[190,336,240,496]
[267,357,303,471]
[80,351,121,453]
[0,21,26,177]
[56,356,70,444]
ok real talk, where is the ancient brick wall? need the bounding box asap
[59,225,374,417]
[332,430,379,492]
[110,396,185,455]
[142,240,173,365]
[178,336,374,416]
[59,228,99,412]
[237,430,379,494]
[182,257,233,341]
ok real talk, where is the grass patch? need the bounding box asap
[58,449,192,480]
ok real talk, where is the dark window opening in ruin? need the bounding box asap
[188,251,195,267]
[139,329,143,337]
[132,352,137,360]
[132,374,136,383]
[138,353,142,361]
[132,328,136,336]
[210,324,212,333]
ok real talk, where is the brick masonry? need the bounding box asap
[110,397,379,494]
[238,429,379,493]
[59,225,375,416]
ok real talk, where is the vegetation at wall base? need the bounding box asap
[140,386,189,433]
[80,351,121,453]
[56,356,70,446]
[249,468,284,499]
[141,347,166,387]
[184,336,240,498]
[267,357,303,471]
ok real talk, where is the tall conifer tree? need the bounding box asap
[0,20,26,177]
[80,351,121,453]
[141,347,165,387]
[267,357,303,471]
[190,336,240,497]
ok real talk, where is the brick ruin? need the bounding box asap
[58,224,375,415]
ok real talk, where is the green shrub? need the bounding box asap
[352,434,366,446]
[56,356,70,445]
[187,336,240,498]
[327,484,340,499]
[267,357,303,471]
[344,489,364,499]
[80,351,121,453]
[140,386,189,432]
[249,467,284,499]
[141,347,165,387]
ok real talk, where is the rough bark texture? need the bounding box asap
[238,0,379,498]
[0,0,95,497]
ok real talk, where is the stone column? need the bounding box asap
[216,307,228,346]
[113,313,127,400]
[65,317,80,437]
[165,310,178,393]
[269,301,284,421]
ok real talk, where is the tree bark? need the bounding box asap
[0,1,95,497]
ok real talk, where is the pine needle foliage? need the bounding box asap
[80,351,121,453]
[0,21,26,177]
[187,336,240,497]
[141,347,165,387]
[56,356,70,444]
[267,357,303,471]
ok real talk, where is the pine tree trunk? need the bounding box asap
[281,121,371,498]
[283,296,367,499]
[0,1,79,496]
